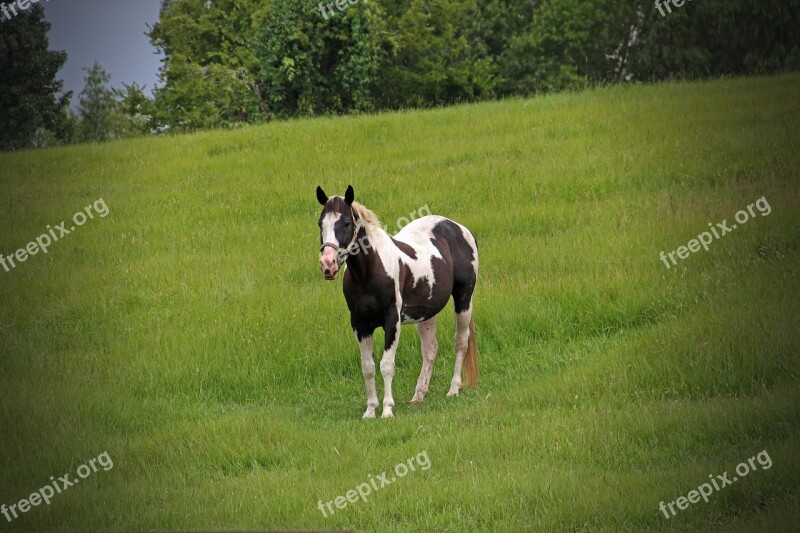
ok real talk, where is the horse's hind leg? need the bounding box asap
[411,317,438,403]
[447,303,473,396]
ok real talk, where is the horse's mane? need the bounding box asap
[351,201,382,232]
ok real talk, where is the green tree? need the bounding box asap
[374,0,496,108]
[78,62,117,142]
[134,0,800,129]
[253,0,382,117]
[113,82,155,136]
[54,104,79,145]
[498,0,638,95]
[148,0,265,130]
[33,92,77,147]
[629,0,800,81]
[151,56,263,130]
[0,5,68,150]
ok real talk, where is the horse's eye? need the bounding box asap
[344,220,352,227]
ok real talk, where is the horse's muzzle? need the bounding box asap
[321,248,339,280]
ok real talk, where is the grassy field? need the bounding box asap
[0,73,799,532]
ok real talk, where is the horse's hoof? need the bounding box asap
[363,408,376,419]
[410,392,426,403]
[446,388,459,397]
[381,408,394,418]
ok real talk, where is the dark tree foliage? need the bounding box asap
[143,0,800,129]
[497,0,639,95]
[113,82,156,136]
[0,6,68,150]
[630,0,800,81]
[148,0,265,130]
[4,0,796,141]
[252,0,381,118]
[373,0,496,108]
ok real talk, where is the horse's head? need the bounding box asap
[316,184,358,281]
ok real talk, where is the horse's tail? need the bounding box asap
[462,316,478,389]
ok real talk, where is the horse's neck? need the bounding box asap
[347,226,392,281]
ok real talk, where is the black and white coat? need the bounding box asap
[317,186,479,418]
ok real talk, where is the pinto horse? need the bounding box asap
[316,185,479,418]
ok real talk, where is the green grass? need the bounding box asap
[1,73,799,532]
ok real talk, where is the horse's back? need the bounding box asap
[394,215,478,280]
[395,215,475,245]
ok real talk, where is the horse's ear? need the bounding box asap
[316,186,328,206]
[344,185,354,205]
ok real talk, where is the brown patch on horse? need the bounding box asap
[391,238,417,259]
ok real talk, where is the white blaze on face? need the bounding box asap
[320,211,341,276]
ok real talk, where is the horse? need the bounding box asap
[315,185,479,418]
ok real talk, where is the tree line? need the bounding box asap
[2,0,798,150]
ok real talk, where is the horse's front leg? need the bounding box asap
[355,331,378,419]
[380,308,401,418]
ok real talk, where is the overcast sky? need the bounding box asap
[39,0,163,103]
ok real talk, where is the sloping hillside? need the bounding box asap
[0,73,798,531]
